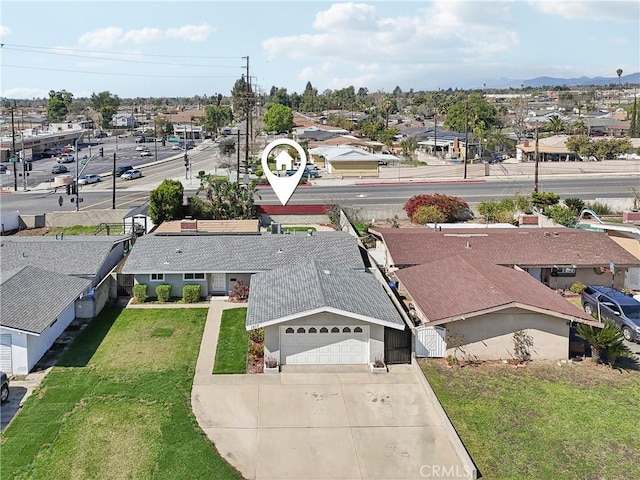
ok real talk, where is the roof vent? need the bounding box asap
[22,252,26,259]
[277,248,283,253]
[307,229,314,236]
[322,269,331,275]
[175,248,182,254]
[465,242,471,249]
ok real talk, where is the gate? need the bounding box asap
[415,326,447,358]
[384,327,412,364]
[117,273,134,296]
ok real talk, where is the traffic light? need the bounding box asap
[184,154,189,168]
[71,183,77,195]
[99,147,104,157]
[66,184,71,195]
[27,162,33,171]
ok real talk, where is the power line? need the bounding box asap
[2,45,242,68]
[1,43,240,60]
[2,64,240,79]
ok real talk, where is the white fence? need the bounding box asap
[415,325,447,358]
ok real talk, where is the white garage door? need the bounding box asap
[0,333,12,373]
[280,325,369,365]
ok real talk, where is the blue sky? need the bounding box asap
[1,0,638,99]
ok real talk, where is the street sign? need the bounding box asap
[9,157,18,163]
[609,261,615,276]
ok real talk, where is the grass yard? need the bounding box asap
[213,307,248,374]
[0,307,242,480]
[421,359,640,480]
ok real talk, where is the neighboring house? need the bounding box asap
[309,146,397,178]
[396,256,599,360]
[123,203,156,235]
[112,113,135,128]
[370,227,640,290]
[122,232,365,298]
[0,266,91,375]
[153,218,260,235]
[246,261,406,367]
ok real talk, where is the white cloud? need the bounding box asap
[0,25,11,39]
[263,1,520,89]
[1,87,49,99]
[529,0,639,22]
[78,23,213,49]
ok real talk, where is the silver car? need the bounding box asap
[121,169,142,180]
[77,174,101,185]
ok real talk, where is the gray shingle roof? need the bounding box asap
[0,265,91,334]
[122,232,365,273]
[1,236,129,277]
[246,260,404,329]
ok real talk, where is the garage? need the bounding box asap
[0,334,12,372]
[280,325,369,365]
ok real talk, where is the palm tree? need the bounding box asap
[616,69,623,106]
[546,114,565,135]
[575,320,632,366]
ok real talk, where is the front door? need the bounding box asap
[209,273,226,295]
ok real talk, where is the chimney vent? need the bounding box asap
[180,219,198,232]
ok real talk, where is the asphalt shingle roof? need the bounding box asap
[374,227,640,268]
[0,265,91,334]
[0,236,129,277]
[246,260,404,328]
[122,232,364,273]
[396,256,594,323]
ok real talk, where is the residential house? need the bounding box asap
[309,146,397,178]
[246,260,405,367]
[371,227,639,290]
[395,256,598,360]
[122,232,365,298]
[0,266,91,375]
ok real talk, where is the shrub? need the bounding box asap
[576,320,633,366]
[587,201,615,215]
[249,328,264,343]
[155,284,172,303]
[569,282,587,294]
[255,168,264,177]
[512,330,534,363]
[564,197,585,213]
[531,191,560,210]
[265,356,278,368]
[545,205,577,227]
[478,198,515,222]
[250,343,264,357]
[229,280,250,302]
[412,205,446,224]
[133,284,148,303]
[404,193,469,223]
[515,193,532,213]
[182,284,201,303]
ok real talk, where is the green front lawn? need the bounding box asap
[0,308,242,480]
[214,307,248,374]
[421,360,640,480]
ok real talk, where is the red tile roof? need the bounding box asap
[395,256,595,323]
[373,227,640,268]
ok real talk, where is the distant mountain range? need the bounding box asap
[459,72,640,90]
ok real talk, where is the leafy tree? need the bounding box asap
[629,97,639,138]
[263,103,294,133]
[99,106,117,129]
[231,75,254,116]
[300,81,319,112]
[203,105,233,135]
[89,91,121,110]
[46,95,68,123]
[219,137,236,156]
[154,116,173,136]
[444,93,498,133]
[190,176,256,220]
[400,137,418,158]
[566,135,594,160]
[148,179,184,225]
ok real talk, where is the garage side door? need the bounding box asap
[0,333,12,373]
[280,326,369,365]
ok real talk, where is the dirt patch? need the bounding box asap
[13,227,55,236]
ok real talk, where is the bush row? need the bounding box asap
[132,284,202,303]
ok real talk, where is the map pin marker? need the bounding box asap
[261,139,307,206]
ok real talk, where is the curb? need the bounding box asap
[355,179,487,186]
[411,358,478,480]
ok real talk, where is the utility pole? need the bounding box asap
[433,92,437,158]
[533,126,539,193]
[112,152,116,209]
[75,137,80,211]
[463,99,469,180]
[244,56,250,172]
[236,129,241,183]
[10,106,18,192]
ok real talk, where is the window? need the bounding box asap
[285,327,294,333]
[331,327,340,333]
[342,327,351,333]
[184,273,205,280]
[354,327,363,333]
[308,327,317,333]
[150,273,164,281]
[320,327,328,333]
[297,327,305,333]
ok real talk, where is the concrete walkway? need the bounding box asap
[190,299,476,480]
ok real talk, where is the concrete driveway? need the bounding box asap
[192,365,469,480]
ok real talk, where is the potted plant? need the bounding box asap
[370,357,387,374]
[264,355,279,374]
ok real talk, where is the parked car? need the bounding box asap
[121,169,142,180]
[140,150,152,157]
[581,285,640,342]
[1,371,8,404]
[51,164,68,174]
[115,165,134,177]
[77,174,101,185]
[57,154,75,163]
[0,164,7,173]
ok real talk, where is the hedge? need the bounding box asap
[155,284,172,303]
[183,284,201,303]
[133,284,148,303]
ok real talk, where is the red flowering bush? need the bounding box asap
[403,194,469,223]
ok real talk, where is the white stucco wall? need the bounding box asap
[26,302,77,372]
[0,327,28,376]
